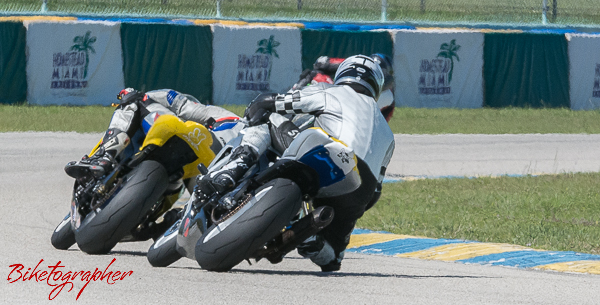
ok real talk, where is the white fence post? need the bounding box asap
[542,0,548,24]
[216,0,222,18]
[381,0,387,22]
[41,0,48,12]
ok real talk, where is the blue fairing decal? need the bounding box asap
[299,145,345,187]
[142,113,160,134]
[142,119,152,134]
[213,122,238,131]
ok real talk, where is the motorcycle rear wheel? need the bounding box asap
[50,213,76,250]
[75,160,168,254]
[195,178,303,272]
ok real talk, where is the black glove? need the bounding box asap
[313,56,341,75]
[117,88,145,106]
[244,93,278,126]
[312,56,330,70]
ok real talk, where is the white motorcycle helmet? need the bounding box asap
[333,55,385,100]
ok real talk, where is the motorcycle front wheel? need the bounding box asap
[147,220,183,267]
[195,178,303,272]
[74,160,168,254]
[50,213,76,250]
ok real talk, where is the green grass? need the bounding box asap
[0,104,246,132]
[388,107,600,134]
[4,104,600,134]
[2,0,600,26]
[0,104,115,132]
[359,173,600,254]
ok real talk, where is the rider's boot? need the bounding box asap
[65,132,130,179]
[297,234,344,272]
[196,145,257,195]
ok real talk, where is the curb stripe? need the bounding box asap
[396,242,531,261]
[347,233,415,249]
[349,229,600,275]
[458,250,600,268]
[535,261,600,274]
[350,237,466,256]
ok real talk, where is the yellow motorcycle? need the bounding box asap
[51,114,215,254]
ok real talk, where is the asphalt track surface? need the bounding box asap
[2,132,600,304]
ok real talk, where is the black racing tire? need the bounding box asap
[195,178,303,272]
[147,221,183,267]
[75,160,168,254]
[51,213,76,250]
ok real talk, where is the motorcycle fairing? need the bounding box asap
[213,122,238,131]
[167,127,361,263]
[282,127,361,198]
[298,145,345,187]
[151,219,181,250]
[142,112,162,134]
[176,195,209,259]
[141,115,215,180]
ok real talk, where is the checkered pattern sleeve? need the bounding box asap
[274,89,326,115]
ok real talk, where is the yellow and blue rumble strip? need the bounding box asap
[349,229,600,275]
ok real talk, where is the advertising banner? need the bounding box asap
[567,33,600,110]
[212,24,302,105]
[394,30,484,108]
[25,20,124,105]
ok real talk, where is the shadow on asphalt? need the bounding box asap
[65,248,149,257]
[105,250,495,279]
[230,269,494,279]
[110,250,148,257]
[167,265,494,279]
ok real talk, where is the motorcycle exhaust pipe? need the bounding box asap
[311,205,334,229]
[300,205,334,233]
[281,206,334,245]
[259,206,334,264]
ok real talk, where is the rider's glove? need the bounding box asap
[312,56,330,70]
[312,56,343,74]
[244,93,278,126]
[117,88,145,106]
[292,69,317,90]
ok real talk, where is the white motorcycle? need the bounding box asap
[147,126,362,271]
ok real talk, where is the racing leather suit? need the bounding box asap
[292,56,395,122]
[106,89,243,153]
[66,89,244,181]
[238,83,395,270]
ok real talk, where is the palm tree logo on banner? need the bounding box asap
[255,35,280,82]
[437,39,460,83]
[71,31,97,79]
